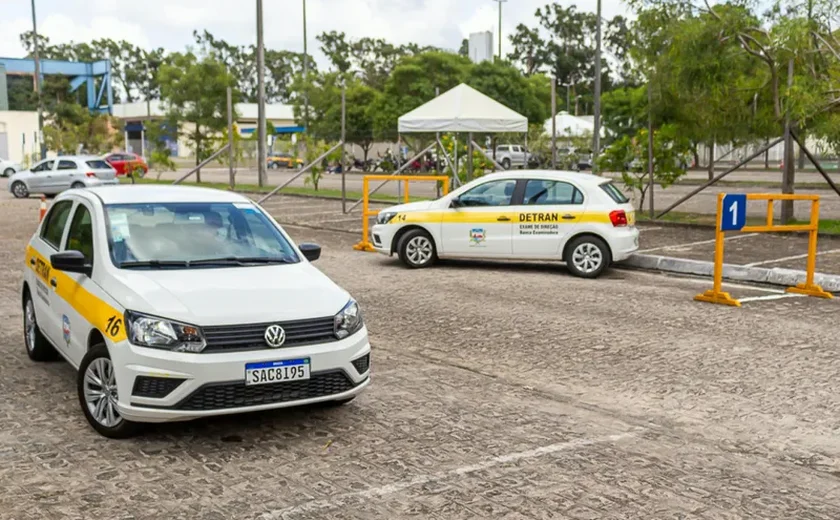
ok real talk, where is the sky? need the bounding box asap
[0,0,631,67]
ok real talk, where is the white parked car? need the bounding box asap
[22,185,370,437]
[370,171,639,278]
[486,144,532,169]
[8,155,118,198]
[1,156,23,177]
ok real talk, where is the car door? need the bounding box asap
[52,200,97,365]
[511,179,586,258]
[52,159,81,191]
[510,146,523,166]
[439,178,517,257]
[27,159,55,191]
[27,199,74,345]
[105,154,124,174]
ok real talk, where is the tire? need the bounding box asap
[564,235,612,279]
[3,167,14,177]
[397,229,437,269]
[71,182,85,189]
[77,344,141,439]
[11,181,29,199]
[23,293,58,361]
[269,162,279,169]
[501,158,511,170]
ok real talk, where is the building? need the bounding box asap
[468,32,494,64]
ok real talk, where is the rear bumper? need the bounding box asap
[84,178,120,187]
[608,227,640,262]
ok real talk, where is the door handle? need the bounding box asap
[562,214,576,220]
[29,258,35,266]
[50,278,57,288]
[497,216,511,222]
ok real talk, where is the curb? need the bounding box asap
[619,254,840,292]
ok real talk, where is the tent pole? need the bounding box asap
[467,133,474,181]
[472,140,504,171]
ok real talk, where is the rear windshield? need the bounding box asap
[86,160,112,169]
[600,182,629,204]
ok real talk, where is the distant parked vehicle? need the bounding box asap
[104,152,148,176]
[267,153,303,169]
[8,156,119,198]
[486,145,533,170]
[0,157,23,177]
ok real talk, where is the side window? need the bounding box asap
[523,180,584,205]
[458,179,517,207]
[39,201,74,249]
[32,160,55,173]
[65,205,94,264]
[497,146,508,153]
[57,160,77,170]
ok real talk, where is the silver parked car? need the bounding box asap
[8,156,119,198]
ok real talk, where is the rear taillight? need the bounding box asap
[609,210,628,227]
[86,172,97,178]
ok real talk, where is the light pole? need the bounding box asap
[302,0,309,131]
[256,0,267,187]
[592,0,602,171]
[561,82,572,113]
[30,0,45,160]
[492,0,507,60]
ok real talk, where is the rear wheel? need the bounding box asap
[23,293,58,361]
[71,182,85,189]
[11,181,28,199]
[397,229,437,269]
[77,345,141,438]
[564,235,611,279]
[3,167,14,177]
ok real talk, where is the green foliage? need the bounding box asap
[465,61,550,124]
[42,103,121,155]
[597,124,691,208]
[300,137,342,191]
[158,53,239,164]
[439,134,493,183]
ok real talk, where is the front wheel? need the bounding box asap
[77,345,140,438]
[564,236,611,279]
[11,181,29,199]
[3,167,14,177]
[71,182,85,189]
[397,229,437,269]
[501,158,511,170]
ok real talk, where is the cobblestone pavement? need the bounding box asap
[1,195,840,519]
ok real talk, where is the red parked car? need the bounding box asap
[104,152,148,176]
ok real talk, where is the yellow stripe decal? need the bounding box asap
[395,210,616,225]
[26,245,127,343]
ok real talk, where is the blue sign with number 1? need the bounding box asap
[721,194,747,231]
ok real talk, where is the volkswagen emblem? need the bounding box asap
[264,324,286,348]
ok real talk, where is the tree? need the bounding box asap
[466,60,550,124]
[158,53,239,165]
[508,24,545,76]
[317,31,353,76]
[458,39,469,57]
[42,102,121,155]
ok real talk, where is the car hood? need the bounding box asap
[103,262,350,326]
[382,200,440,213]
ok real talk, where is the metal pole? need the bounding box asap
[647,82,654,219]
[592,0,602,172]
[341,83,347,213]
[781,58,795,224]
[227,86,234,190]
[551,76,557,169]
[140,129,145,159]
[302,0,309,131]
[173,144,231,184]
[493,0,507,60]
[256,0,267,187]
[30,0,45,160]
[467,133,474,181]
[472,140,505,171]
[347,142,438,212]
[566,84,571,113]
[791,130,840,198]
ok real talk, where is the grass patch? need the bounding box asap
[122,177,432,203]
[673,178,833,189]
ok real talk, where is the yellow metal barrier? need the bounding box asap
[352,175,449,252]
[695,193,834,306]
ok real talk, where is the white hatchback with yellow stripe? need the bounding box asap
[371,171,639,278]
[22,185,371,438]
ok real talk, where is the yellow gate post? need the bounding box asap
[695,193,834,306]
[352,174,449,252]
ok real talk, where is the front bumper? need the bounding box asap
[608,226,640,262]
[110,326,371,423]
[370,223,397,255]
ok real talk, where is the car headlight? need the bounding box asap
[377,212,397,224]
[124,310,206,352]
[334,299,363,339]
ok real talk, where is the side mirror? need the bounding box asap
[298,243,321,262]
[50,250,92,276]
[450,196,461,208]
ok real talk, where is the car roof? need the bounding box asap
[62,185,253,205]
[477,170,612,187]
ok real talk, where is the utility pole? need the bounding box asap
[781,58,796,224]
[551,76,557,169]
[647,80,654,219]
[592,0,602,172]
[341,83,346,213]
[30,0,45,160]
[302,0,309,131]
[227,86,235,190]
[256,0,267,187]
[493,0,507,60]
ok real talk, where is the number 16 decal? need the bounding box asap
[105,315,122,338]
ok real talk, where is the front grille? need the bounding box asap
[170,370,358,411]
[132,376,185,398]
[351,354,370,374]
[202,317,337,352]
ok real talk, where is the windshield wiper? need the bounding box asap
[187,256,296,266]
[119,260,190,269]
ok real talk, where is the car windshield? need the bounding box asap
[105,202,300,268]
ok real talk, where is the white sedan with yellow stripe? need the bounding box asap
[22,185,370,438]
[371,171,639,278]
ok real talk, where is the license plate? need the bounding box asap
[245,358,310,386]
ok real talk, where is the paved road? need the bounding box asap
[1,194,840,518]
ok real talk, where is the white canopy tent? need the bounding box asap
[398,83,528,133]
[544,111,605,139]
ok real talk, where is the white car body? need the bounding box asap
[370,170,639,275]
[9,155,119,198]
[22,185,370,435]
[1,157,23,177]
